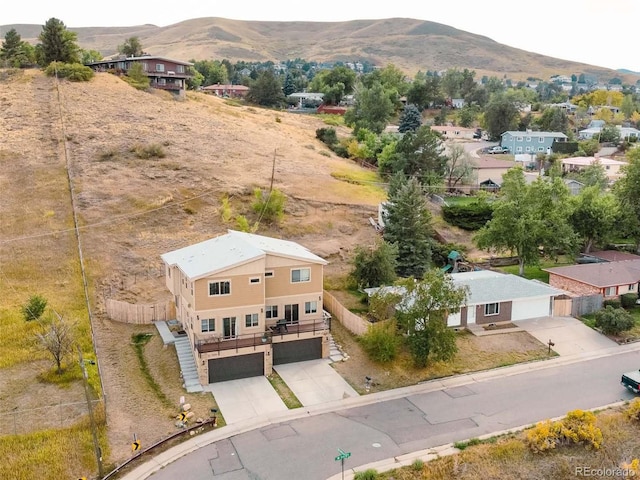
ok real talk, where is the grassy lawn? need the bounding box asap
[330,317,554,395]
[582,306,640,342]
[267,371,303,409]
[498,257,573,283]
[442,196,479,207]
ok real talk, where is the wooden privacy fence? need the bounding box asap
[571,294,603,317]
[323,290,370,336]
[553,295,573,317]
[105,299,175,324]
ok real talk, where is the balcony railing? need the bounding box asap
[195,316,330,354]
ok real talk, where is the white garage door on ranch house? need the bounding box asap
[449,270,566,326]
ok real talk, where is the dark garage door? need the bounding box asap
[208,353,264,383]
[273,338,322,365]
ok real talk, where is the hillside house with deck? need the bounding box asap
[161,230,330,384]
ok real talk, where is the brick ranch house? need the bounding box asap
[544,253,640,299]
[161,230,330,384]
[85,55,192,95]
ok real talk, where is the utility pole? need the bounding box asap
[269,148,276,193]
[79,347,104,479]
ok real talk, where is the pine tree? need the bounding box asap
[398,104,422,133]
[383,177,433,278]
[37,18,79,66]
[0,28,34,67]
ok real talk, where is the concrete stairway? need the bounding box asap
[328,334,348,363]
[174,336,203,393]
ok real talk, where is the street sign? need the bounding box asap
[132,440,141,451]
[335,448,351,461]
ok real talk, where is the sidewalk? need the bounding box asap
[119,340,640,480]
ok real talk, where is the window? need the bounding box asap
[201,318,215,332]
[516,147,523,152]
[525,146,531,152]
[517,136,523,141]
[291,268,310,283]
[285,304,299,324]
[538,147,545,151]
[190,282,193,295]
[265,271,274,277]
[265,305,278,319]
[526,136,531,142]
[604,286,617,296]
[209,281,230,296]
[539,137,544,143]
[484,303,499,316]
[176,65,185,73]
[629,284,637,292]
[156,63,165,72]
[142,62,148,71]
[245,313,259,327]
[305,301,317,314]
[249,277,261,284]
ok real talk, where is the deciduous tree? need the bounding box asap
[344,81,394,134]
[395,270,468,368]
[483,93,520,140]
[350,240,398,288]
[246,70,285,107]
[445,144,474,191]
[569,186,620,253]
[118,36,144,57]
[475,168,577,275]
[36,312,75,374]
[614,149,640,249]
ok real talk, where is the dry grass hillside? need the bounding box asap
[0,68,384,469]
[3,17,637,81]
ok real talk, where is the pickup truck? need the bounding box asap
[621,369,640,393]
[487,146,510,154]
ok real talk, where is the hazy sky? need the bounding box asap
[4,0,639,72]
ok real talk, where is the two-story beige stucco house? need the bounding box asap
[161,230,330,384]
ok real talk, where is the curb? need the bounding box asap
[118,343,640,480]
[325,400,630,480]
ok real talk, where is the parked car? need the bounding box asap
[487,146,510,154]
[621,369,640,393]
[473,128,482,139]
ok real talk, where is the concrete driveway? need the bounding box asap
[274,359,359,406]
[517,316,617,355]
[204,376,287,425]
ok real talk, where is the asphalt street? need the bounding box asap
[148,349,640,480]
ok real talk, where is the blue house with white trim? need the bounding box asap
[500,131,568,155]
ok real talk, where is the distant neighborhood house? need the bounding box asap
[560,156,627,181]
[85,55,192,94]
[500,131,568,154]
[202,84,249,98]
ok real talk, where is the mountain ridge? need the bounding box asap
[2,17,637,82]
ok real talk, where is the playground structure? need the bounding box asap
[441,250,480,273]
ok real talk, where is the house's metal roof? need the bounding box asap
[501,131,568,138]
[544,260,640,288]
[365,270,563,307]
[161,230,326,279]
[449,270,564,304]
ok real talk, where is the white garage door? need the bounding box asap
[511,297,551,321]
[447,311,461,327]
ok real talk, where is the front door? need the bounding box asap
[284,304,299,324]
[223,317,237,339]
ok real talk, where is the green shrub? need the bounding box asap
[603,298,621,309]
[621,293,638,309]
[252,188,286,224]
[442,200,493,230]
[411,459,424,471]
[220,196,232,223]
[22,294,48,321]
[44,62,94,81]
[235,215,253,232]
[316,127,338,146]
[353,469,379,480]
[595,305,634,335]
[359,320,401,363]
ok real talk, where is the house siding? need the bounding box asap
[475,301,512,324]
